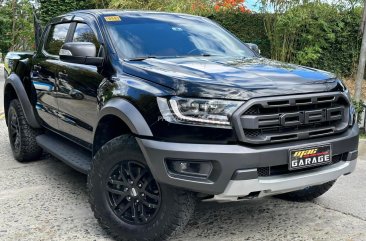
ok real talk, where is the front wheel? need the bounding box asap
[88,135,196,241]
[7,99,43,162]
[276,180,336,202]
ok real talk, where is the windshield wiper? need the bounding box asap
[201,53,214,57]
[127,53,219,61]
[173,53,220,58]
[126,56,157,61]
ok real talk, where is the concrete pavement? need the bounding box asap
[0,120,365,241]
[0,70,365,241]
[0,64,5,115]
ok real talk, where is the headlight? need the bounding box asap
[157,97,244,127]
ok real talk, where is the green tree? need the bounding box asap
[272,3,361,76]
[93,0,111,8]
[38,0,95,24]
[108,0,213,14]
[0,0,35,56]
[0,2,12,56]
[12,0,35,51]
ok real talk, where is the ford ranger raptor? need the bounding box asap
[3,10,359,241]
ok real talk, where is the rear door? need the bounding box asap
[57,21,105,146]
[31,22,72,130]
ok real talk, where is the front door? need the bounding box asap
[31,23,71,130]
[57,22,104,145]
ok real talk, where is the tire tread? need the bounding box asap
[8,99,42,162]
[88,135,195,241]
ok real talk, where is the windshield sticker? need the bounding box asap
[104,16,121,22]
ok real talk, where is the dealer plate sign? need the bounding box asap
[289,145,332,170]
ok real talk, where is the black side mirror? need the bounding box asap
[246,43,261,56]
[59,42,104,67]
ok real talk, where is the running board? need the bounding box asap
[36,134,92,174]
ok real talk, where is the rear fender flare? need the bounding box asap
[4,73,41,128]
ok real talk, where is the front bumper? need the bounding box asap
[137,124,359,196]
[214,158,356,200]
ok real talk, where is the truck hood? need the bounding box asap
[122,57,344,100]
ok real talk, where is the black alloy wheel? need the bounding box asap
[7,99,43,162]
[106,160,161,225]
[89,135,196,241]
[8,108,21,152]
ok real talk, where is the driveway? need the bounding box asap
[0,72,365,241]
[0,64,4,114]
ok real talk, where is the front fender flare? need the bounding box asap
[97,98,153,137]
[4,73,41,129]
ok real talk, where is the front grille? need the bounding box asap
[257,153,348,177]
[232,92,350,144]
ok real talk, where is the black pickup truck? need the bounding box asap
[3,10,359,241]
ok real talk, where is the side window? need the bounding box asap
[44,23,71,55]
[73,23,100,50]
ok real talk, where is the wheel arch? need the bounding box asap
[4,73,41,129]
[93,98,153,155]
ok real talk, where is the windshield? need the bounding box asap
[104,13,255,59]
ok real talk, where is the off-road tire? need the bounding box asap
[88,135,196,241]
[7,99,43,162]
[276,180,336,202]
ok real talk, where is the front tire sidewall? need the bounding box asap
[7,99,42,162]
[89,136,195,241]
[8,105,21,157]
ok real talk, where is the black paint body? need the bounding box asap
[3,10,359,196]
[26,10,346,149]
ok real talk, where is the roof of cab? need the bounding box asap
[69,9,198,17]
[49,9,204,25]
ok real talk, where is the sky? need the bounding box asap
[245,0,261,12]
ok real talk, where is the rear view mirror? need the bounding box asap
[246,43,261,56]
[59,42,104,67]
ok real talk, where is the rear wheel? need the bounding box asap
[88,135,196,241]
[7,99,43,162]
[276,180,336,202]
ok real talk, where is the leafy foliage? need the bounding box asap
[272,3,362,76]
[12,0,35,50]
[0,0,35,57]
[209,12,271,57]
[352,99,364,124]
[0,2,12,56]
[38,0,95,24]
[109,0,206,13]
[213,0,250,12]
[0,0,363,79]
[109,0,249,14]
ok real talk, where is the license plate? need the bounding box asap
[289,145,332,170]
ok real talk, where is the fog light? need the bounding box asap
[166,159,213,178]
